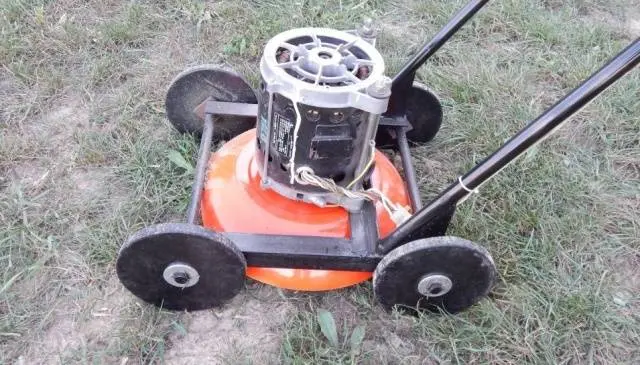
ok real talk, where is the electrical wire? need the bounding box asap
[345,140,376,190]
[288,93,303,184]
[295,160,411,225]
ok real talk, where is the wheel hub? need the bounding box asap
[417,274,452,297]
[373,236,496,314]
[116,223,246,311]
[163,262,200,288]
[164,65,258,141]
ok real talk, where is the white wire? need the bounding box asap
[283,90,406,222]
[288,92,303,184]
[346,140,376,189]
[295,165,405,222]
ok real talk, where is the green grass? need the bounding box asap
[1,0,638,363]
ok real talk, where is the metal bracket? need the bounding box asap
[227,201,381,271]
[378,116,413,129]
[205,100,258,117]
[195,98,259,120]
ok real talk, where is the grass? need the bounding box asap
[1,0,638,363]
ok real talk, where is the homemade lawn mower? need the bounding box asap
[116,0,640,314]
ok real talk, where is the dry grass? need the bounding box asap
[1,0,639,364]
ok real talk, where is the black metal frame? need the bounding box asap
[186,0,640,271]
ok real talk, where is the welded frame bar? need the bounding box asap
[348,200,379,252]
[186,114,215,224]
[228,201,381,271]
[378,38,640,253]
[193,201,378,271]
[181,20,638,271]
[228,232,381,271]
[396,127,422,211]
[204,100,259,117]
[184,112,382,270]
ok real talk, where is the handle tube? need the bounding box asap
[379,38,640,253]
[392,0,490,86]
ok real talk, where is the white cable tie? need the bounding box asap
[390,205,412,225]
[458,176,479,194]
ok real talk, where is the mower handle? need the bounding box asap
[378,37,640,254]
[392,0,489,86]
[388,0,490,117]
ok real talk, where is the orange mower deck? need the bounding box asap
[201,129,410,291]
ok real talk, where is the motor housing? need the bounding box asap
[255,27,392,210]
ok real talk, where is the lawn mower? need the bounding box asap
[116,0,640,314]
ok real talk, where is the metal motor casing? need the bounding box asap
[255,27,391,209]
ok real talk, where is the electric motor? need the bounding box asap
[255,27,392,210]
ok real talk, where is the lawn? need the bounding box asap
[1,0,638,364]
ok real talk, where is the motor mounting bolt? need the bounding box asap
[367,76,392,99]
[358,17,376,38]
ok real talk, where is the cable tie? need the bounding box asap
[458,176,479,194]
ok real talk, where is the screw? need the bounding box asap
[331,111,345,123]
[360,18,374,35]
[306,109,320,122]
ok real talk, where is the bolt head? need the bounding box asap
[306,109,320,122]
[417,274,452,297]
[172,272,190,285]
[375,77,392,89]
[367,76,392,98]
[331,111,345,123]
[359,17,376,36]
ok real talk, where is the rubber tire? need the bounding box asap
[116,223,246,311]
[373,236,496,314]
[165,65,258,142]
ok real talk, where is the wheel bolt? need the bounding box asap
[173,272,190,285]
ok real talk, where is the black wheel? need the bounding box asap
[116,223,246,311]
[375,82,443,148]
[405,82,443,143]
[373,236,496,314]
[165,65,258,142]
